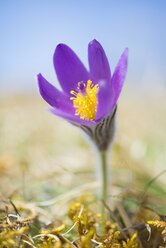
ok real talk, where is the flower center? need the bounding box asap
[70,80,99,120]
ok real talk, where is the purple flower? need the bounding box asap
[38,39,128,125]
[37,40,128,150]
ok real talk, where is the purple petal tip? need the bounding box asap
[124,47,129,56]
[54,43,68,53]
[89,39,100,46]
[37,73,43,87]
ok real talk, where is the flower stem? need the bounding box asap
[99,149,108,217]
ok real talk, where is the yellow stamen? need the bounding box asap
[70,80,99,120]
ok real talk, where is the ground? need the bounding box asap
[0,91,165,247]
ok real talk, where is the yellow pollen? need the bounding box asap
[70,80,99,120]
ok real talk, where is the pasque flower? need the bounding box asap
[38,40,128,211]
[37,39,128,150]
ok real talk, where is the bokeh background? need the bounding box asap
[0,0,166,206]
[1,0,166,92]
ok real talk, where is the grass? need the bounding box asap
[0,92,166,247]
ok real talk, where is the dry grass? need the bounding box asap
[0,91,166,247]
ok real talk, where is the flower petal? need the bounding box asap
[96,80,112,120]
[37,73,72,111]
[54,44,89,94]
[88,39,111,83]
[96,48,128,120]
[110,48,128,108]
[50,108,96,126]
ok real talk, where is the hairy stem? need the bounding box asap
[100,149,108,217]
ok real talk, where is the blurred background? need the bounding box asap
[0,0,166,206]
[1,0,166,92]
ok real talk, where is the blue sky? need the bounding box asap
[1,0,166,92]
